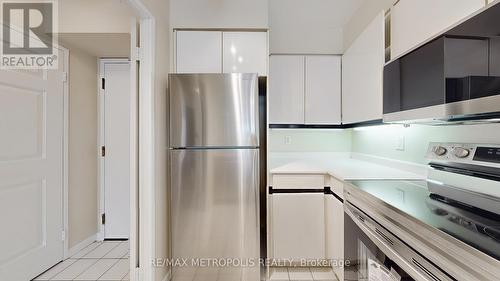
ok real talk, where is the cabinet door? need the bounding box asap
[269,55,305,124]
[326,195,344,280]
[223,32,268,76]
[271,193,325,261]
[391,0,484,59]
[305,56,341,124]
[342,12,384,124]
[176,31,222,73]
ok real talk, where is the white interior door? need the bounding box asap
[0,51,66,280]
[102,61,131,239]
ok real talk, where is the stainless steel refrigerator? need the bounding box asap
[169,73,263,281]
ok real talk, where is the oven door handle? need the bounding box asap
[345,204,453,281]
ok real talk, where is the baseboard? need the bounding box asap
[67,233,97,257]
[161,270,171,281]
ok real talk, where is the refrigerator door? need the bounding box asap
[169,73,259,148]
[171,149,260,281]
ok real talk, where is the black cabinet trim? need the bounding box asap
[268,186,326,194]
[325,187,344,203]
[269,119,383,129]
[269,186,344,203]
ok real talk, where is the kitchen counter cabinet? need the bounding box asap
[271,192,326,262]
[268,172,344,270]
[268,158,425,274]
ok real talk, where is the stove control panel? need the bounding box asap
[473,146,500,164]
[427,142,500,166]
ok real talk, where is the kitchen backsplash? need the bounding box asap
[351,123,500,164]
[268,129,352,152]
[269,123,500,165]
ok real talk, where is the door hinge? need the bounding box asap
[61,230,66,241]
[101,213,106,225]
[133,47,141,61]
[101,146,105,157]
[101,78,105,90]
[62,72,68,82]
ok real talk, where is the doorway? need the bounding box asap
[99,59,132,240]
[0,0,158,280]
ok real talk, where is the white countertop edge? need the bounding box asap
[350,153,428,177]
[269,154,427,181]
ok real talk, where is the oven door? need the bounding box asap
[344,202,453,281]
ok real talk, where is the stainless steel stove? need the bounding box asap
[343,143,500,281]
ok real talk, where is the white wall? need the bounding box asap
[269,0,363,54]
[59,0,135,33]
[170,0,268,29]
[67,47,98,248]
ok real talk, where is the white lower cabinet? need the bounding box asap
[269,173,345,271]
[326,194,344,280]
[271,193,326,262]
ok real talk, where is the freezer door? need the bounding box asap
[171,149,260,281]
[169,73,259,148]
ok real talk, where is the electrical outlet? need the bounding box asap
[284,136,292,145]
[396,188,405,203]
[396,135,405,151]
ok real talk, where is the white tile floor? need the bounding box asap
[33,241,130,281]
[269,267,338,281]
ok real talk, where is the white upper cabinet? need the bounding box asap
[176,31,222,73]
[175,30,267,75]
[391,0,485,59]
[223,32,268,76]
[305,56,341,125]
[269,55,342,125]
[269,55,305,124]
[342,12,385,124]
